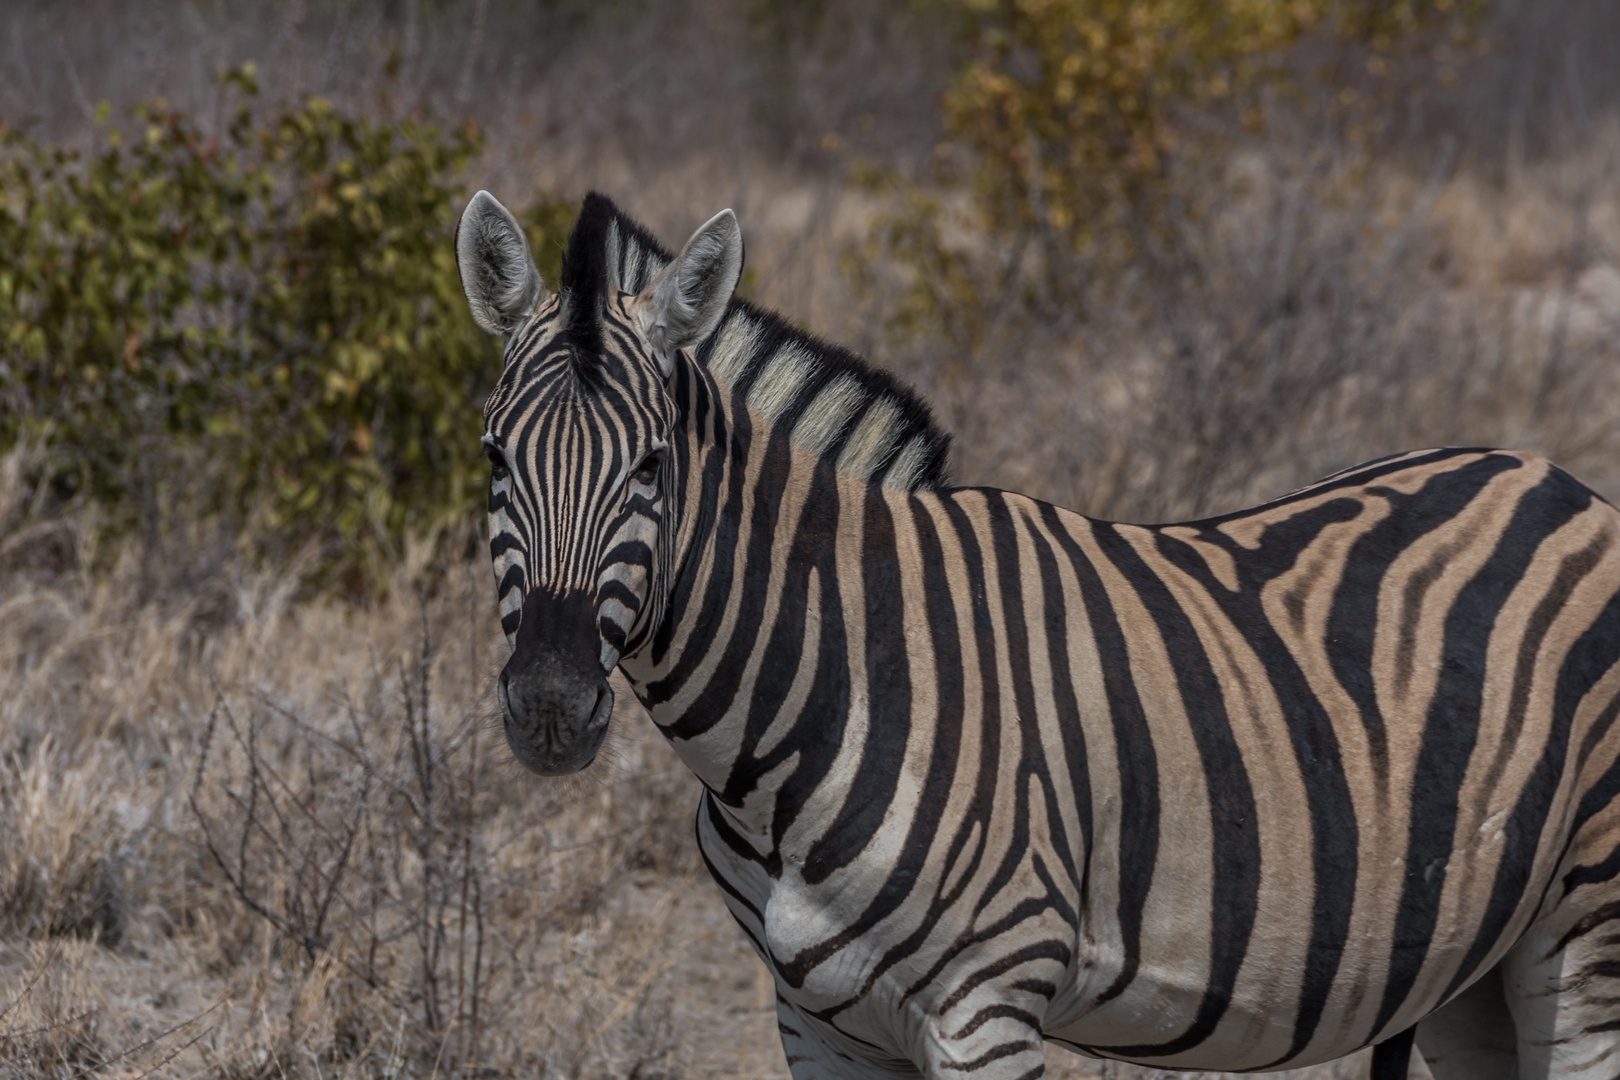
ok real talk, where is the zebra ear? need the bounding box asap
[643,208,743,377]
[456,190,546,337]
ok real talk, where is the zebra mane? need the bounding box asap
[562,193,952,492]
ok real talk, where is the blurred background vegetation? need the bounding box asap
[1,61,574,591]
[1,1,1618,1077]
[4,0,1615,591]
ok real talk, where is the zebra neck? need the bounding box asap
[623,370,873,843]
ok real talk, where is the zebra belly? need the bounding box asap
[1043,802,1560,1073]
[705,792,1581,1078]
[700,760,1567,1074]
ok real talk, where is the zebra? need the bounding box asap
[455,189,1620,1080]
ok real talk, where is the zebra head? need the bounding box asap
[456,191,742,775]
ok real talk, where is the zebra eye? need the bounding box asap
[483,439,508,479]
[630,453,662,487]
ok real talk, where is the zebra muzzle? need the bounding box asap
[498,589,614,775]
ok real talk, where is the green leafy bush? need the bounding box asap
[0,65,573,588]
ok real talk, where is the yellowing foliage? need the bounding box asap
[941,0,1484,249]
[851,0,1484,350]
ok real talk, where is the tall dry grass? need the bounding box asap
[4,2,1620,1078]
[0,434,731,1078]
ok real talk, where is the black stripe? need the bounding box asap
[1028,506,1093,901]
[838,497,972,1009]
[892,882,1074,1031]
[778,494,986,996]
[1445,563,1620,1000]
[802,486,911,883]
[940,495,1006,905]
[1326,455,1521,786]
[937,1040,1039,1071]
[1374,469,1590,1036]
[1192,449,1487,526]
[836,495,1014,1018]
[760,462,851,861]
[489,530,524,558]
[1042,513,1160,1008]
[1551,899,1620,956]
[1570,740,1620,841]
[1564,844,1620,897]
[935,940,1073,1015]
[496,563,525,597]
[1085,522,1259,1059]
[947,1004,1043,1041]
[727,461,842,854]
[643,392,762,716]
[652,365,724,666]
[696,790,766,926]
[600,538,654,569]
[972,495,1041,913]
[1189,498,1365,1067]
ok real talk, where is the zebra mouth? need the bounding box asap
[498,672,613,776]
[496,587,616,776]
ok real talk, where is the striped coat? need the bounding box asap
[458,191,1620,1080]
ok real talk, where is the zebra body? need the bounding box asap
[657,447,1620,1078]
[458,191,1620,1079]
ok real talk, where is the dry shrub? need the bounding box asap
[0,478,708,1077]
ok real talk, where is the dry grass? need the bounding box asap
[0,436,729,1078]
[4,2,1620,1078]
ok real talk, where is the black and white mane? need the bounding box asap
[560,193,952,492]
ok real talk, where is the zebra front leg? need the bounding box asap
[916,984,1051,1080]
[922,1030,1047,1080]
